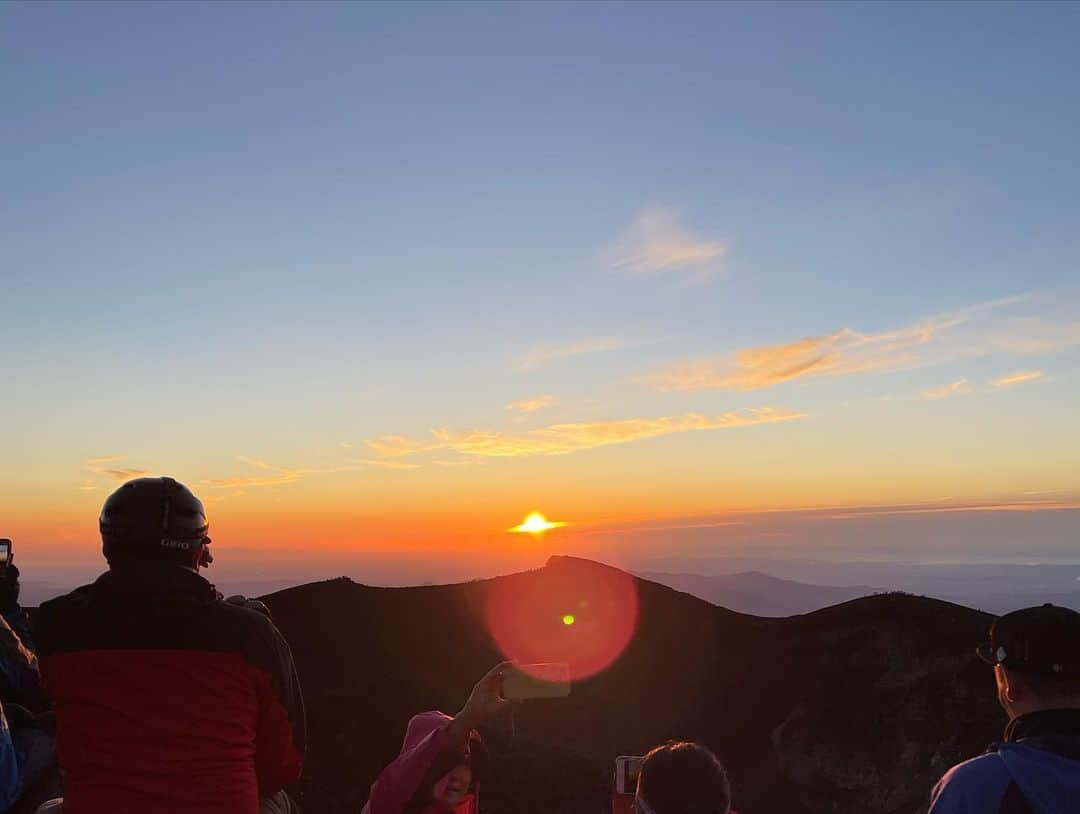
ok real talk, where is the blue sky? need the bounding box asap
[3,2,1079,574]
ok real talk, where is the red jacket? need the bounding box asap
[363,711,482,814]
[35,565,306,814]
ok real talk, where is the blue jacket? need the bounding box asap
[0,702,22,813]
[929,709,1080,814]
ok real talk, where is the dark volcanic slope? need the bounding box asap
[264,557,1000,814]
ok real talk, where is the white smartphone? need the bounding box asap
[614,756,644,795]
[500,663,571,700]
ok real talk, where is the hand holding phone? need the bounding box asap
[450,661,514,739]
[500,663,571,701]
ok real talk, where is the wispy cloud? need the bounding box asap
[644,320,950,392]
[356,459,421,471]
[605,206,726,277]
[365,435,434,458]
[991,370,1045,389]
[367,407,806,459]
[643,294,1078,392]
[507,395,556,413]
[921,379,972,400]
[205,472,307,488]
[83,456,150,481]
[85,455,125,466]
[515,337,635,371]
[205,457,314,489]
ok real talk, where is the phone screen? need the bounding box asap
[614,756,644,795]
[0,540,10,566]
[501,663,571,700]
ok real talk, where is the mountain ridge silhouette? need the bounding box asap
[262,555,1001,814]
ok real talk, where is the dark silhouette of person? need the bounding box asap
[0,547,44,713]
[33,477,305,814]
[928,604,1080,813]
[635,742,732,814]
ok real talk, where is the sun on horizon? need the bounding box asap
[508,511,567,535]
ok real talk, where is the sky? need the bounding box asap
[2,2,1079,589]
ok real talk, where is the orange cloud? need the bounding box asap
[102,468,152,481]
[205,457,314,489]
[645,320,948,392]
[507,395,556,413]
[991,370,1045,389]
[368,407,807,459]
[356,459,421,471]
[83,456,151,482]
[205,471,307,489]
[921,379,972,400]
[642,294,1079,393]
[364,435,435,457]
[85,455,125,466]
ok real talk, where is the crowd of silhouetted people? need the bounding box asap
[1,476,1078,814]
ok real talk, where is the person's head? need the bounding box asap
[426,734,486,810]
[100,477,212,571]
[977,604,1080,719]
[432,762,473,807]
[635,742,731,814]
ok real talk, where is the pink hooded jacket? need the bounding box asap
[362,712,482,814]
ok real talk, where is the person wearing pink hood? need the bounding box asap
[362,663,510,814]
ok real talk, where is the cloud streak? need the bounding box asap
[515,337,635,371]
[83,456,151,482]
[991,370,1045,389]
[367,407,806,459]
[922,379,972,400]
[205,457,315,489]
[605,206,726,276]
[205,472,307,488]
[643,294,1078,392]
[507,395,556,413]
[645,320,950,392]
[356,459,421,471]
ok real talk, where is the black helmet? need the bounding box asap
[100,477,210,566]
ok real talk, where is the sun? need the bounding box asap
[508,511,566,534]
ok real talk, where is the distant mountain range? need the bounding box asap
[634,561,1080,616]
[263,556,1004,814]
[636,570,877,616]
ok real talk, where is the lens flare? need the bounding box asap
[484,559,638,681]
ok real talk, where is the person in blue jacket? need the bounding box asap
[0,700,23,813]
[928,604,1080,814]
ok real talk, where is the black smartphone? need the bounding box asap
[0,540,11,567]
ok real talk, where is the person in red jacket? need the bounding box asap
[34,477,306,814]
[362,663,509,814]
